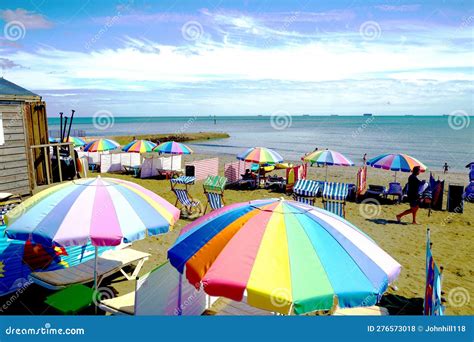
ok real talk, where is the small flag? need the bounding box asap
[424,229,444,315]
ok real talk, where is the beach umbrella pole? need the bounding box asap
[94,246,98,314]
[325,164,328,182]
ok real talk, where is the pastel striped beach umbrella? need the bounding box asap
[168,198,401,315]
[366,153,427,181]
[302,150,354,181]
[153,141,193,155]
[63,136,86,147]
[122,140,157,153]
[6,177,180,292]
[237,147,284,164]
[83,138,120,152]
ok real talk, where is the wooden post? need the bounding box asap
[56,144,63,182]
[43,146,51,185]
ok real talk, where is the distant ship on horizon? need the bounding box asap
[363,113,373,116]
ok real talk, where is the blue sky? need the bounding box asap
[0,0,473,116]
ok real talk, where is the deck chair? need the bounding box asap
[0,193,22,225]
[366,185,386,198]
[99,262,208,316]
[292,179,320,206]
[322,182,349,218]
[170,176,202,218]
[384,182,403,203]
[30,248,150,290]
[203,175,227,213]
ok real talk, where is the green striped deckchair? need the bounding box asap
[203,175,227,212]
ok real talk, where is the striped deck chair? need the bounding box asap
[170,176,201,217]
[322,182,349,217]
[292,179,320,206]
[203,175,227,212]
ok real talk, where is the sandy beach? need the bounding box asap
[94,152,472,316]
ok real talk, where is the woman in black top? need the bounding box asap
[396,166,421,224]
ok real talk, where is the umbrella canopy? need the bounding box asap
[168,198,401,315]
[48,137,58,143]
[63,136,86,147]
[6,177,180,247]
[153,141,193,155]
[366,154,426,172]
[302,150,354,166]
[122,140,157,153]
[237,147,284,164]
[83,139,120,152]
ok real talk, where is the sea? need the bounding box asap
[47,115,473,172]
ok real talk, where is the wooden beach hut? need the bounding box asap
[0,77,50,196]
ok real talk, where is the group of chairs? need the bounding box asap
[170,175,354,219]
[366,182,404,203]
[292,179,352,218]
[170,175,228,218]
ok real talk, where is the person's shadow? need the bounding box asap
[368,218,408,225]
[380,294,424,315]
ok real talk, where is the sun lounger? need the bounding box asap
[100,291,136,315]
[384,182,403,203]
[0,193,22,225]
[293,179,320,206]
[99,261,208,316]
[264,175,286,192]
[211,297,273,316]
[322,182,349,217]
[333,306,389,316]
[366,184,386,198]
[30,248,150,290]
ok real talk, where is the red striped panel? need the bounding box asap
[186,158,219,181]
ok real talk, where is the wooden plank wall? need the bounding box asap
[24,102,50,186]
[0,104,31,195]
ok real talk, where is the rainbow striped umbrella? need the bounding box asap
[122,140,157,153]
[237,147,283,164]
[366,153,427,181]
[83,139,120,152]
[168,198,401,315]
[6,177,180,292]
[63,136,86,147]
[302,150,354,181]
[303,150,354,166]
[153,141,193,155]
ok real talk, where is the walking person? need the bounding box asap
[443,162,449,174]
[396,166,422,225]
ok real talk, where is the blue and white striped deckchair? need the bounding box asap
[173,189,201,211]
[170,177,201,217]
[292,179,320,206]
[322,182,349,217]
[203,175,227,212]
